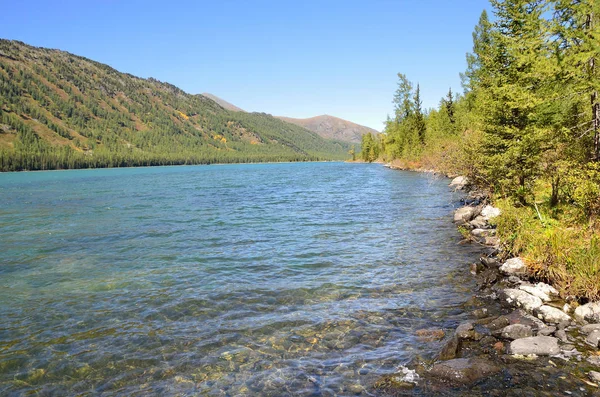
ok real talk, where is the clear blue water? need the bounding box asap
[0,162,480,395]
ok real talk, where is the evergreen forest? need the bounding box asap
[361,0,600,300]
[0,40,351,171]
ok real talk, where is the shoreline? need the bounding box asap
[0,159,347,175]
[378,164,600,395]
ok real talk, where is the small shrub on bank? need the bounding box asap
[494,198,600,301]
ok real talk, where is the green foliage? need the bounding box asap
[377,1,600,299]
[360,132,380,162]
[0,40,351,171]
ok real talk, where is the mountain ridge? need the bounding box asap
[0,39,351,171]
[199,92,377,144]
[276,114,378,144]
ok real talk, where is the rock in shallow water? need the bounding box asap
[438,335,460,360]
[428,358,500,385]
[509,336,560,356]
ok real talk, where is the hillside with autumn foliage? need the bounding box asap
[0,40,352,171]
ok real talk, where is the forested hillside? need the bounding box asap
[363,0,599,300]
[0,40,351,171]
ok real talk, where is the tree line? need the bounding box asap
[0,40,351,171]
[362,0,599,217]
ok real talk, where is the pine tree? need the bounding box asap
[413,84,426,145]
[479,0,553,203]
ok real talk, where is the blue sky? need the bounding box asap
[1,0,490,131]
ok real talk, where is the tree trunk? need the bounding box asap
[594,90,600,161]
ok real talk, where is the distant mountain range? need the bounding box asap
[276,115,378,144]
[0,40,352,171]
[201,93,378,144]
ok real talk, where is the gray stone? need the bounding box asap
[472,308,489,319]
[428,358,500,385]
[500,324,533,340]
[455,321,484,341]
[555,329,569,343]
[454,206,478,225]
[586,330,600,348]
[480,256,498,267]
[535,305,571,324]
[575,302,600,323]
[588,356,600,367]
[500,258,528,276]
[582,324,600,335]
[438,335,460,360]
[499,289,543,312]
[519,282,558,302]
[470,216,489,229]
[505,309,546,329]
[471,228,496,238]
[589,371,600,383]
[449,176,469,190]
[484,236,500,246]
[537,326,556,336]
[456,322,474,339]
[509,336,560,356]
[558,320,571,330]
[480,205,501,220]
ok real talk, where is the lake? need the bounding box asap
[0,162,480,395]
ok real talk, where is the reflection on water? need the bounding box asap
[0,163,479,395]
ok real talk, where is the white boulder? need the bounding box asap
[500,258,528,276]
[575,302,600,323]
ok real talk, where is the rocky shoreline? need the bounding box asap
[378,175,600,396]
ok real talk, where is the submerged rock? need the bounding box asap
[428,358,500,385]
[575,302,600,323]
[499,289,543,312]
[415,328,445,342]
[499,258,528,276]
[509,336,560,356]
[535,305,571,324]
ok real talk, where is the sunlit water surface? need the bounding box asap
[0,162,480,395]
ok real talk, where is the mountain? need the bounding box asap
[201,93,245,112]
[200,93,377,144]
[0,40,351,171]
[276,115,378,144]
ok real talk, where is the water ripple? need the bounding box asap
[0,163,479,395]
